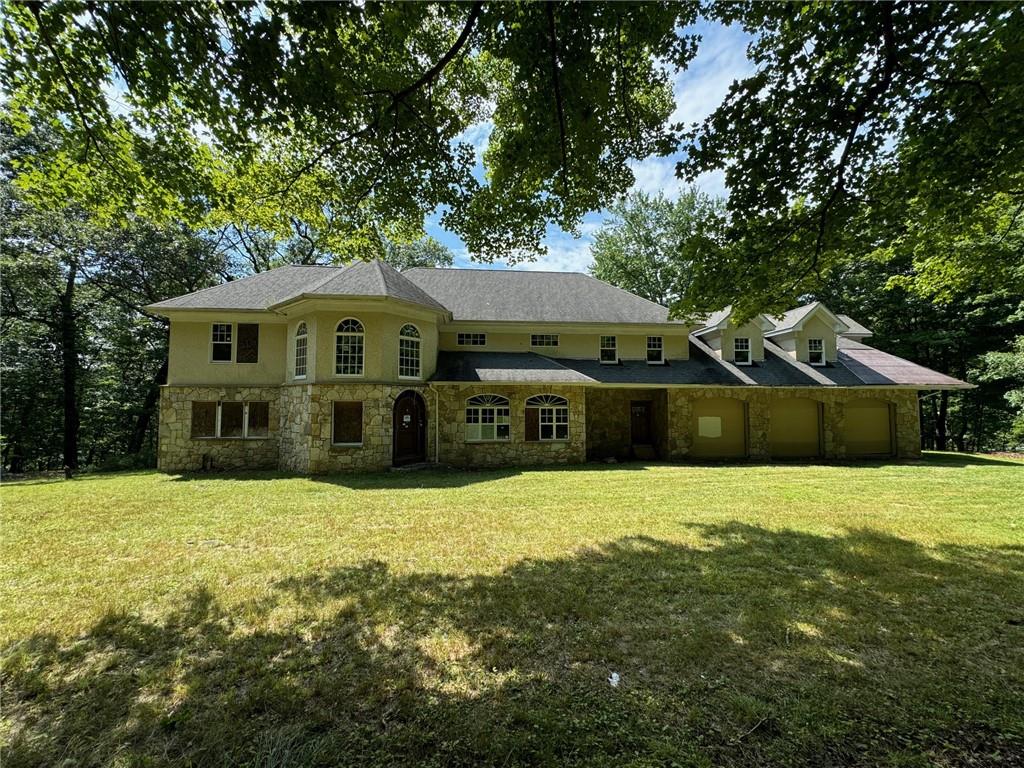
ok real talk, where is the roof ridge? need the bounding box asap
[405,266,590,275]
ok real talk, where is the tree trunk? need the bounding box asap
[935,390,949,451]
[127,356,168,454]
[60,264,80,472]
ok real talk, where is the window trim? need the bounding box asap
[525,394,570,442]
[465,394,511,443]
[398,323,422,380]
[331,400,364,447]
[193,400,270,440]
[599,335,618,364]
[530,334,559,349]
[210,322,233,364]
[294,322,308,380]
[733,337,752,366]
[334,317,365,378]
[808,338,825,367]
[457,332,486,347]
[647,336,664,365]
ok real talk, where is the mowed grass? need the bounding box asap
[2,454,1023,767]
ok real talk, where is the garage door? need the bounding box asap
[769,397,822,458]
[691,398,747,458]
[845,399,894,456]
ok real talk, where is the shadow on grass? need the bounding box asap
[4,525,1023,767]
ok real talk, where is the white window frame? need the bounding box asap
[398,323,422,379]
[647,336,664,365]
[530,334,559,349]
[526,394,569,442]
[599,335,618,364]
[465,394,511,442]
[335,318,365,377]
[808,338,825,366]
[294,322,308,379]
[196,401,269,440]
[210,322,233,363]
[457,332,486,347]
[331,401,364,447]
[733,337,751,366]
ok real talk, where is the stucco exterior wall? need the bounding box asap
[158,385,281,471]
[438,330,690,361]
[666,387,920,460]
[167,321,288,386]
[435,384,587,467]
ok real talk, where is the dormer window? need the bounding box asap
[600,335,617,363]
[733,337,751,365]
[808,338,825,366]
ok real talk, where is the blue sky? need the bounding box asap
[426,20,756,274]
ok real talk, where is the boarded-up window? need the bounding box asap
[247,401,270,437]
[191,402,217,438]
[220,402,244,437]
[525,406,539,442]
[333,401,363,444]
[236,323,259,363]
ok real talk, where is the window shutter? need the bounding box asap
[525,407,539,442]
[237,323,259,363]
[191,402,217,438]
[333,401,363,444]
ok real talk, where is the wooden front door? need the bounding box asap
[393,390,427,466]
[630,401,653,445]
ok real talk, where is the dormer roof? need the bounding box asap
[693,305,775,337]
[837,314,873,339]
[765,301,849,337]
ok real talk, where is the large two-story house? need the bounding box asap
[147,260,969,473]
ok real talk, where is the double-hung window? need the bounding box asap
[733,337,751,365]
[600,336,617,363]
[294,322,308,379]
[808,338,825,366]
[647,336,664,364]
[211,323,233,362]
[399,324,421,378]
[465,395,510,441]
[191,401,269,439]
[335,319,364,376]
[525,395,569,441]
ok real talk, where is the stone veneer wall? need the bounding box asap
[278,384,311,473]
[585,388,668,460]
[665,387,921,459]
[308,383,434,473]
[435,384,587,467]
[158,386,281,471]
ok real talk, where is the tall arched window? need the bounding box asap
[525,394,569,441]
[398,324,421,378]
[466,394,510,442]
[335,318,364,376]
[294,322,308,379]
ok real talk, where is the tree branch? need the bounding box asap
[546,2,570,192]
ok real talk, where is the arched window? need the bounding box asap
[466,394,510,442]
[294,322,308,378]
[398,324,421,378]
[525,394,569,441]
[335,318,364,376]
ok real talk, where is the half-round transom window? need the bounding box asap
[466,394,510,442]
[525,394,569,441]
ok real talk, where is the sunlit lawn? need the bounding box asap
[2,453,1023,767]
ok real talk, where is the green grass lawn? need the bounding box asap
[2,453,1023,767]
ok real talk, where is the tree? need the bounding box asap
[677,3,1024,314]
[589,189,726,307]
[1,2,699,259]
[974,337,1024,449]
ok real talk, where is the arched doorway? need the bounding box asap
[393,390,427,466]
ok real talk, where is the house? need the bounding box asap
[146,260,970,473]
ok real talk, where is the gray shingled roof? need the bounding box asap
[147,261,446,312]
[404,268,677,323]
[766,301,849,336]
[838,338,970,388]
[432,352,593,383]
[838,314,873,338]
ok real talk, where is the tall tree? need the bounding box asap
[589,189,726,307]
[1,2,699,259]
